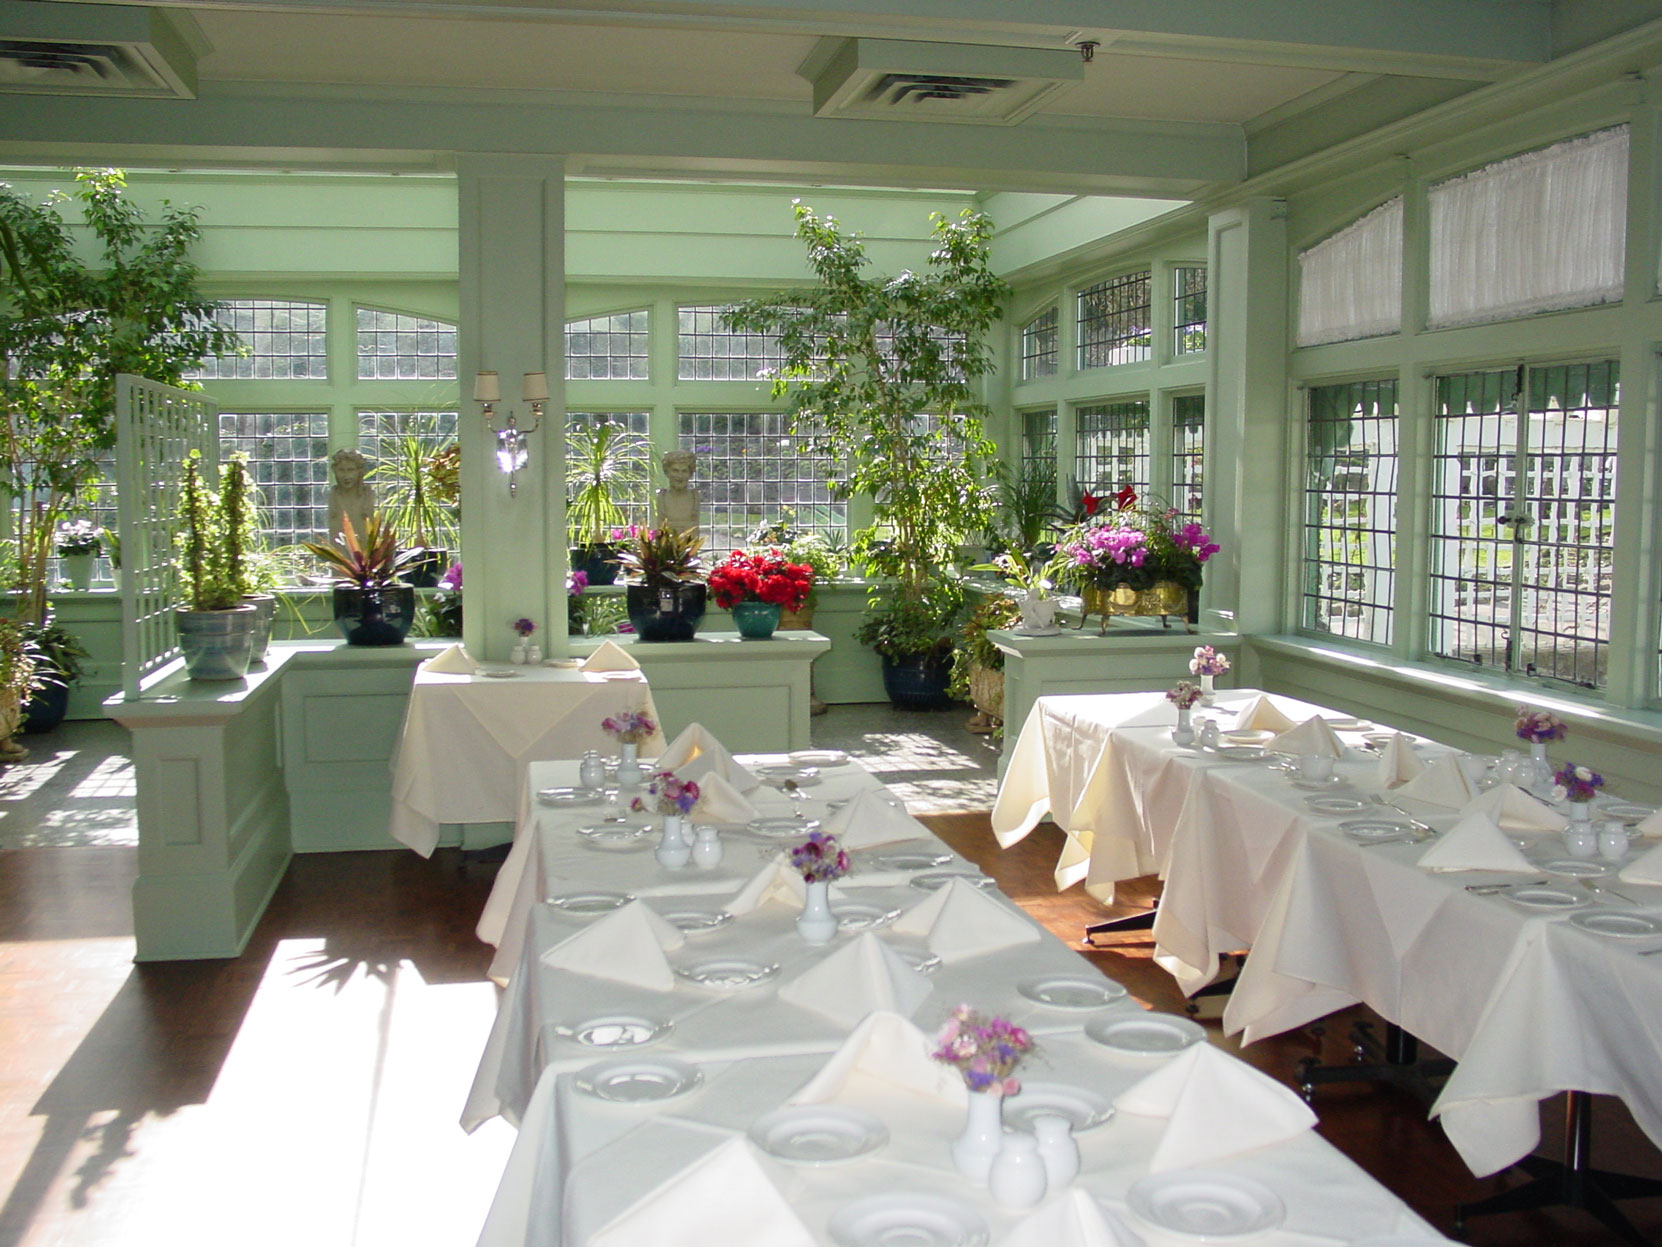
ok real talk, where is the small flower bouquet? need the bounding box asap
[1167,680,1203,710]
[931,1004,1034,1095]
[1552,762,1603,804]
[1515,706,1567,744]
[790,829,850,883]
[55,519,102,556]
[1190,645,1230,677]
[512,617,537,640]
[707,548,814,611]
[601,709,656,744]
[632,770,700,816]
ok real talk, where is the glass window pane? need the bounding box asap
[186,300,329,380]
[356,308,458,380]
[1020,306,1058,380]
[1076,272,1151,369]
[677,413,845,556]
[1073,400,1150,497]
[566,310,650,381]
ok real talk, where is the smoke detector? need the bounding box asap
[799,38,1083,126]
[0,1,203,99]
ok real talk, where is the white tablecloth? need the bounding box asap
[388,665,662,856]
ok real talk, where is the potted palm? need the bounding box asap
[367,428,460,587]
[174,451,259,680]
[725,203,1007,709]
[614,525,706,641]
[303,514,421,645]
[567,421,650,586]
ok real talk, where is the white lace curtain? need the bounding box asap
[1296,197,1403,347]
[1429,125,1628,329]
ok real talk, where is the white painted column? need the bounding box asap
[1205,198,1289,636]
[457,155,568,661]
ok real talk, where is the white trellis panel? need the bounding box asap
[114,374,218,700]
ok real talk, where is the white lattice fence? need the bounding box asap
[115,374,218,699]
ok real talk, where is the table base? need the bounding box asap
[1454,1092,1662,1247]
[1296,1022,1454,1105]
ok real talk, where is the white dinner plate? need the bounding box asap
[1569,909,1662,939]
[827,1194,989,1247]
[746,816,821,838]
[747,1105,888,1165]
[1291,776,1349,791]
[1539,857,1613,878]
[790,749,850,768]
[1003,1081,1115,1132]
[1340,818,1415,843]
[1208,745,1265,762]
[554,1014,672,1048]
[1599,801,1655,824]
[909,871,995,893]
[598,670,641,681]
[1085,1013,1205,1056]
[866,850,954,871]
[481,668,521,678]
[1306,794,1371,815]
[541,657,581,668]
[538,787,605,807]
[673,957,779,989]
[1323,717,1369,731]
[576,822,655,850]
[547,890,635,916]
[1016,975,1127,1009]
[1503,883,1586,910]
[756,764,820,784]
[574,1057,703,1103]
[836,902,902,932]
[1127,1171,1286,1241]
[659,908,734,934]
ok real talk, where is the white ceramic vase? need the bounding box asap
[1172,705,1194,747]
[989,1131,1047,1210]
[796,878,837,944]
[615,741,647,791]
[655,814,691,868]
[1199,672,1216,706]
[1527,740,1554,795]
[1017,593,1059,635]
[951,1089,1005,1183]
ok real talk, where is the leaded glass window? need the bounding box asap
[187,300,328,380]
[677,412,844,555]
[1074,400,1150,496]
[567,310,650,380]
[1077,272,1151,369]
[1173,267,1207,355]
[356,308,457,380]
[1170,394,1205,524]
[1302,381,1398,646]
[218,412,332,544]
[678,306,785,381]
[1020,306,1059,380]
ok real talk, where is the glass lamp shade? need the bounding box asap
[495,428,530,475]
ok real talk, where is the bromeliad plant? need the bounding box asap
[302,513,419,587]
[707,549,813,611]
[632,771,701,817]
[932,1005,1035,1095]
[613,525,704,587]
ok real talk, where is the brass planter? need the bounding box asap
[1077,580,1193,634]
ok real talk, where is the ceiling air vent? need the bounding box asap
[0,1,203,99]
[800,38,1082,126]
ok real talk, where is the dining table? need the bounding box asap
[465,738,1451,1247]
[991,687,1662,1183]
[386,662,662,856]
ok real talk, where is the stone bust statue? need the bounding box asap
[655,448,701,534]
[327,448,377,545]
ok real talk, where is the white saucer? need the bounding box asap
[836,902,902,932]
[866,850,954,871]
[827,1194,988,1247]
[1340,818,1415,843]
[481,668,521,678]
[658,908,734,934]
[1085,1013,1205,1055]
[909,871,995,892]
[789,749,850,768]
[1569,909,1662,939]
[1306,794,1371,814]
[1016,975,1127,1009]
[555,1015,671,1048]
[547,890,635,916]
[673,957,779,989]
[1003,1081,1115,1132]
[1539,857,1613,878]
[746,816,821,838]
[574,1056,703,1102]
[747,1105,888,1165]
[1503,883,1586,910]
[538,787,604,807]
[1127,1171,1286,1240]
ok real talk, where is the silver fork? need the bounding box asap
[1582,879,1639,905]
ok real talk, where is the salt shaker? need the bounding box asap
[691,825,723,869]
[1598,821,1630,862]
[526,643,543,664]
[1198,718,1221,751]
[1030,1113,1079,1190]
[578,750,606,791]
[988,1132,1047,1210]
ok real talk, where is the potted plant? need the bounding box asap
[174,450,259,680]
[54,520,101,592]
[419,561,464,638]
[1058,491,1219,632]
[613,524,706,641]
[303,513,421,646]
[0,617,35,763]
[724,203,1007,709]
[986,460,1069,558]
[948,595,1021,734]
[216,453,279,665]
[972,546,1068,635]
[20,610,89,734]
[747,514,845,629]
[367,426,460,588]
[707,548,814,640]
[567,421,650,586]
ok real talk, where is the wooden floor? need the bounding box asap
[2,816,1660,1244]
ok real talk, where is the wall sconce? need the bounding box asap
[474,370,547,496]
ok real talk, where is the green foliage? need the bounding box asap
[855,581,965,661]
[21,610,88,690]
[723,203,1009,641]
[0,617,35,707]
[987,460,1069,555]
[367,423,460,551]
[948,595,1021,699]
[567,421,650,546]
[613,525,704,586]
[302,513,417,588]
[0,169,241,625]
[176,452,238,610]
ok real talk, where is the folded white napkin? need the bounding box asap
[539,899,684,991]
[1377,735,1425,788]
[1460,783,1567,833]
[1635,807,1662,836]
[580,639,640,672]
[419,643,477,675]
[776,931,933,1029]
[889,876,1041,964]
[1004,1189,1147,1247]
[1234,694,1298,733]
[727,853,807,915]
[823,787,923,849]
[658,723,760,793]
[586,1135,815,1247]
[787,1010,966,1108]
[690,771,759,824]
[1266,715,1346,759]
[1416,810,1536,874]
[1619,840,1662,885]
[1114,1042,1315,1172]
[1396,754,1476,809]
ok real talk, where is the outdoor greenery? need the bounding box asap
[368,424,460,552]
[0,169,240,626]
[567,421,651,547]
[723,203,1008,658]
[176,451,257,611]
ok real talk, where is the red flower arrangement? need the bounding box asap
[707,548,814,611]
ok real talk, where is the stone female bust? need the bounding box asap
[327,448,377,544]
[655,448,701,534]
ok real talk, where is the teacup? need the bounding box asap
[1298,753,1335,783]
